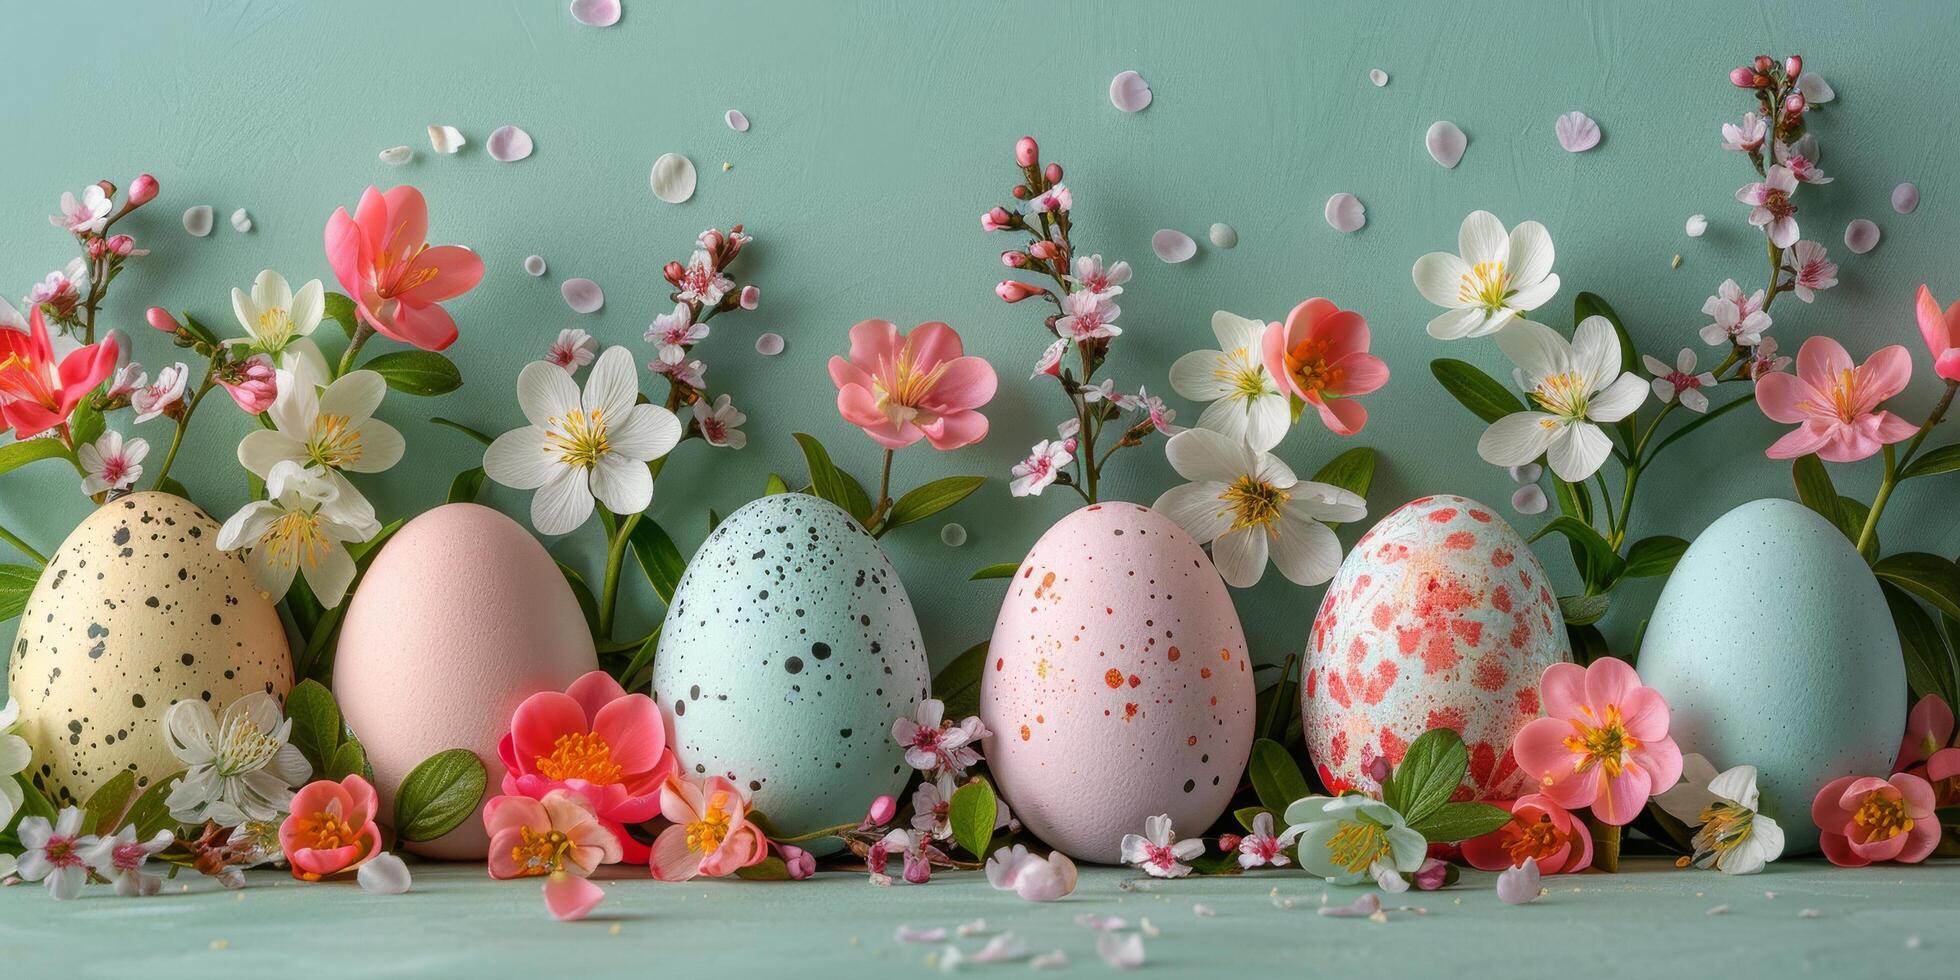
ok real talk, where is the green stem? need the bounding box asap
[150,379,216,492]
[776,821,863,845]
[595,455,670,640]
[867,448,895,532]
[1855,380,1958,554]
[0,521,48,566]
[336,324,375,378]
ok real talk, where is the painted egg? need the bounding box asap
[334,503,597,858]
[655,494,927,840]
[1637,498,1904,854]
[1303,495,1569,798]
[7,492,292,806]
[982,503,1253,864]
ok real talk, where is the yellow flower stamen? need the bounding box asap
[1325,818,1391,874]
[307,414,364,469]
[256,307,295,349]
[261,510,333,572]
[1219,476,1289,536]
[1560,705,1638,778]
[546,410,610,468]
[1212,348,1272,403]
[1852,793,1912,842]
[513,827,573,877]
[686,792,734,854]
[873,345,953,427]
[533,732,623,785]
[1458,259,1511,312]
[1530,372,1590,422]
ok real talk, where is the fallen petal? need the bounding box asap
[182,205,213,237]
[955,918,986,937]
[488,125,534,162]
[940,523,967,547]
[1193,903,1216,917]
[543,872,603,921]
[1074,914,1127,931]
[1893,182,1919,215]
[1369,68,1389,87]
[523,255,548,277]
[1426,120,1467,168]
[1497,857,1543,905]
[1152,229,1197,264]
[1796,73,1834,105]
[1208,223,1238,249]
[1109,70,1152,112]
[1844,218,1881,254]
[1318,893,1383,918]
[562,278,605,314]
[1685,214,1708,237]
[1511,484,1548,515]
[1031,951,1068,971]
[1096,933,1146,970]
[569,0,622,27]
[357,852,412,895]
[755,332,785,356]
[725,109,750,133]
[1507,463,1542,483]
[650,152,698,204]
[1555,111,1600,152]
[971,933,1027,964]
[428,125,466,154]
[895,925,947,944]
[229,208,253,233]
[1324,193,1366,233]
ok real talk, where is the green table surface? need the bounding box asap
[4,857,1956,977]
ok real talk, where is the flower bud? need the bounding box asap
[1729,66,1758,88]
[738,285,760,310]
[699,228,724,253]
[95,179,118,199]
[1218,833,1242,853]
[662,261,686,286]
[87,237,109,259]
[1001,250,1029,268]
[145,307,181,333]
[1753,55,1775,73]
[128,174,159,206]
[1029,240,1061,261]
[981,206,1012,232]
[1044,163,1062,183]
[1783,92,1805,115]
[863,795,897,828]
[996,280,1049,303]
[1365,755,1392,783]
[1783,55,1802,80]
[1011,185,1030,200]
[1015,136,1039,167]
[107,234,136,256]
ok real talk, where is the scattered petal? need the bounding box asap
[1706,904,1730,916]
[1151,229,1196,264]
[379,145,413,165]
[428,125,465,154]
[357,852,412,895]
[1686,214,1708,237]
[1096,933,1146,970]
[1324,193,1366,233]
[543,872,603,921]
[561,278,604,314]
[1893,182,1919,215]
[523,255,548,277]
[569,0,622,27]
[970,934,1026,964]
[1318,894,1383,918]
[650,153,698,203]
[1555,111,1601,152]
[955,918,986,937]
[1031,951,1068,971]
[755,332,785,356]
[896,925,948,944]
[182,205,213,237]
[1109,71,1152,113]
[940,523,967,547]
[1425,120,1467,168]
[488,125,535,162]
[1192,903,1215,917]
[1798,908,1821,919]
[1906,935,1923,950]
[1507,463,1542,483]
[1671,254,1682,269]
[1795,73,1834,105]
[1510,484,1548,515]
[1497,857,1543,905]
[1074,914,1127,932]
[1139,918,1160,938]
[1208,223,1238,249]
[1369,68,1389,87]
[1844,218,1881,254]
[725,109,750,133]
[229,208,252,233]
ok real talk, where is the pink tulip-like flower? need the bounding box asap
[649,774,769,881]
[485,790,622,880]
[324,185,484,351]
[278,774,383,881]
[1812,773,1941,867]
[1459,794,1595,874]
[218,353,278,413]
[1927,750,1960,810]
[0,306,120,438]
[1915,286,1960,384]
[1259,298,1389,436]
[1756,336,1916,463]
[829,319,997,450]
[1511,658,1684,826]
[1896,694,1954,774]
[497,671,677,864]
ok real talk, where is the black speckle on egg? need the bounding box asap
[784,656,804,674]
[811,642,831,660]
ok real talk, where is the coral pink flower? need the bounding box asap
[1927,750,1960,810]
[1896,694,1954,774]
[485,790,622,879]
[1915,285,1960,384]
[497,671,676,864]
[1459,794,1594,874]
[0,306,119,438]
[1756,335,1917,463]
[829,319,997,450]
[1511,658,1683,826]
[1812,773,1941,867]
[324,185,484,351]
[278,774,383,881]
[1259,298,1388,436]
[648,774,769,881]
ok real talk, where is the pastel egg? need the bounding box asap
[982,503,1253,864]
[8,492,292,806]
[334,503,597,858]
[1303,495,1569,798]
[655,494,927,841]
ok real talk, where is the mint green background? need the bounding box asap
[5,0,1960,691]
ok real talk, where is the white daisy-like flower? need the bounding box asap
[229,270,330,380]
[1168,311,1289,452]
[162,690,311,827]
[1653,754,1786,875]
[1411,211,1560,340]
[1152,428,1364,588]
[1477,317,1648,483]
[237,369,403,527]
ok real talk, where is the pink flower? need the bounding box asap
[1699,279,1772,347]
[1135,386,1181,435]
[484,790,622,879]
[777,843,816,880]
[545,328,597,372]
[1259,298,1389,436]
[1411,856,1449,891]
[14,807,98,900]
[1032,338,1068,379]
[1928,750,1960,810]
[1023,183,1070,215]
[1234,811,1300,869]
[1459,794,1595,874]
[1120,814,1202,878]
[1511,658,1684,826]
[1788,241,1838,303]
[891,699,973,774]
[1757,336,1916,463]
[1642,350,1718,413]
[324,185,485,351]
[1010,439,1072,498]
[650,356,706,390]
[1737,165,1800,248]
[862,795,898,830]
[1742,336,1791,380]
[1720,113,1767,152]
[80,824,173,897]
[646,303,708,363]
[830,320,996,450]
[869,828,942,885]
[218,353,279,414]
[1896,694,1954,774]
[1812,773,1941,867]
[497,670,677,864]
[1067,254,1131,296]
[1773,141,1831,184]
[1055,290,1121,342]
[1915,286,1960,384]
[131,362,190,422]
[649,774,769,881]
[911,773,956,840]
[279,774,383,881]
[50,186,113,235]
[673,250,733,307]
[0,306,120,438]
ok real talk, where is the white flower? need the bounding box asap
[1737,166,1800,248]
[645,303,708,364]
[1643,349,1719,413]
[1477,317,1648,483]
[28,259,87,308]
[1031,338,1068,379]
[107,361,145,399]
[1056,290,1120,341]
[1795,72,1834,105]
[650,356,706,390]
[1654,754,1785,875]
[15,807,99,900]
[237,369,403,527]
[1,697,28,827]
[1010,439,1073,498]
[546,328,598,372]
[1285,795,1428,889]
[1788,241,1838,302]
[1169,311,1290,452]
[691,393,747,449]
[1080,379,1122,404]
[1772,141,1830,185]
[162,691,310,827]
[1700,279,1773,347]
[230,271,329,380]
[1411,211,1560,340]
[1067,254,1130,296]
[911,773,956,840]
[1135,386,1180,435]
[891,699,972,775]
[1720,113,1767,152]
[218,460,380,606]
[1744,336,1792,379]
[1120,814,1203,878]
[131,362,191,423]
[1152,427,1364,588]
[81,825,174,897]
[50,186,112,235]
[78,430,149,496]
[484,346,683,535]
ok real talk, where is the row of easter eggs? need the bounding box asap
[6,491,1902,860]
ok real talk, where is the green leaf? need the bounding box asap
[1248,738,1311,814]
[628,519,687,606]
[1409,801,1513,844]
[763,473,789,496]
[11,775,56,831]
[1621,536,1689,579]
[558,562,600,634]
[67,395,105,449]
[1901,444,1960,481]
[82,770,138,837]
[1790,455,1843,533]
[1875,553,1960,621]
[1558,593,1612,626]
[1234,806,1274,833]
[932,641,989,721]
[1430,359,1527,424]
[1309,448,1376,530]
[885,476,986,531]
[448,466,486,504]
[123,770,183,839]
[734,856,791,880]
[1885,584,1959,709]
[791,433,867,519]
[0,436,70,477]
[0,564,40,620]
[969,562,1020,581]
[393,749,488,843]
[948,778,999,859]
[1381,728,1469,827]
[328,739,369,782]
[177,313,224,348]
[615,626,662,691]
[157,476,191,500]
[323,292,360,339]
[1568,623,1614,666]
[707,509,721,534]
[1529,516,1623,586]
[363,350,462,396]
[1549,479,1595,581]
[285,679,343,777]
[431,417,495,445]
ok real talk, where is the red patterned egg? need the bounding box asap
[982,503,1253,864]
[1302,495,1569,799]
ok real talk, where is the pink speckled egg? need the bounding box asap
[982,503,1253,864]
[334,503,597,859]
[1303,495,1569,799]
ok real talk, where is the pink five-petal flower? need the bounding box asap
[1812,773,1941,867]
[1755,335,1918,463]
[1737,165,1800,248]
[1915,286,1960,384]
[324,185,484,351]
[1511,658,1683,826]
[1896,694,1955,774]
[278,774,383,881]
[1927,749,1960,809]
[1459,794,1594,874]
[828,320,997,450]
[484,790,622,880]
[1259,298,1389,436]
[496,670,676,864]
[0,306,120,438]
[648,774,769,881]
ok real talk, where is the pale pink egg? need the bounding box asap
[334,504,597,858]
[982,503,1252,864]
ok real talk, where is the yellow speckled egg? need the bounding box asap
[7,492,293,807]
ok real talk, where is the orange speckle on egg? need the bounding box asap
[1167,646,1180,662]
[1219,648,1231,661]
[1127,674,1141,688]
[1187,735,1198,746]
[1104,668,1123,689]
[1209,695,1217,706]
[1200,667,1212,679]
[1019,725,1031,741]
[1035,714,1045,724]
[1123,703,1139,720]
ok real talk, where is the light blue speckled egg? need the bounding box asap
[1637,497,1904,854]
[653,494,928,839]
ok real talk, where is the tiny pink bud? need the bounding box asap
[981,206,1013,232]
[1783,92,1805,115]
[95,179,117,199]
[1753,55,1775,73]
[662,261,686,286]
[738,285,760,310]
[1217,833,1242,853]
[87,237,109,259]
[1015,136,1039,167]
[107,234,136,256]
[1062,437,1079,454]
[1001,250,1029,268]
[1043,163,1062,183]
[1783,55,1802,79]
[1729,66,1758,88]
[996,281,1048,303]
[864,795,897,828]
[1011,185,1030,200]
[145,307,181,333]
[1413,857,1449,891]
[700,228,724,253]
[128,174,159,206]
[1029,240,1060,261]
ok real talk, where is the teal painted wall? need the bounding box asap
[4,0,1957,694]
